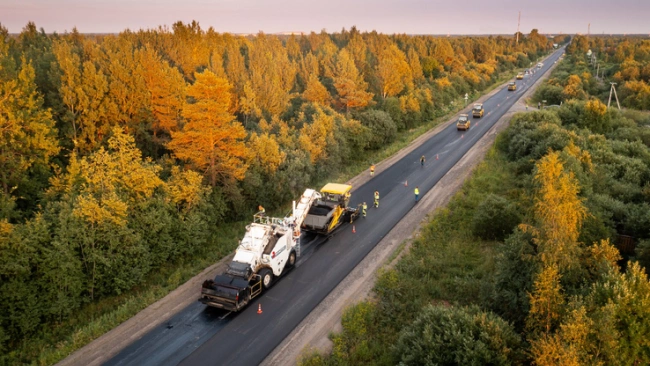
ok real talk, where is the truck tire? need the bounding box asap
[287,251,296,268]
[259,268,274,290]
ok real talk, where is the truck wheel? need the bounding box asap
[259,268,274,289]
[288,251,297,268]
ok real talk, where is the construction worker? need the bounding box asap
[414,186,420,202]
[362,202,367,217]
[420,155,425,166]
[370,164,375,177]
[538,102,541,109]
[258,205,265,216]
[374,191,380,208]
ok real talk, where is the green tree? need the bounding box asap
[395,305,523,365]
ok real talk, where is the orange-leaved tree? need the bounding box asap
[168,70,249,187]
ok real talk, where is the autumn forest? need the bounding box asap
[2,20,564,362]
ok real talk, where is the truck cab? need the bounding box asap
[457,113,470,131]
[472,103,484,118]
[508,82,517,91]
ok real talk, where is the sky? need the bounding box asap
[2,0,649,35]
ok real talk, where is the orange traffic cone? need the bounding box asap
[436,154,439,160]
[404,180,408,187]
[352,225,356,233]
[257,304,263,314]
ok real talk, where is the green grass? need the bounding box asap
[13,66,525,366]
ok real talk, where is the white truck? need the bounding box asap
[199,189,320,311]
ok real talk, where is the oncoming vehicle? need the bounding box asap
[516,72,524,80]
[472,103,484,118]
[508,81,517,91]
[457,113,470,131]
[537,62,543,68]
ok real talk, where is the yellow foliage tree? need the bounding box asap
[303,74,331,106]
[248,132,286,174]
[527,265,565,335]
[298,107,335,164]
[562,75,585,100]
[531,306,595,366]
[168,70,249,187]
[523,150,587,271]
[376,44,413,98]
[333,49,373,112]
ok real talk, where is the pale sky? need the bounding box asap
[2,0,649,35]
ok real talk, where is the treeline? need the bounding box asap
[0,21,554,356]
[301,51,650,365]
[535,35,650,109]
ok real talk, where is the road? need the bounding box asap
[106,48,565,366]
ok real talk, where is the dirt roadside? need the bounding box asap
[58,54,560,366]
[262,55,562,366]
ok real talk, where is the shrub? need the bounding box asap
[471,194,521,241]
[394,305,524,366]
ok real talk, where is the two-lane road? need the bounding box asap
[107,47,565,366]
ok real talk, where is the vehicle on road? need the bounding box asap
[200,189,320,311]
[457,113,470,131]
[472,103,484,118]
[508,82,517,91]
[516,72,524,80]
[537,62,543,68]
[301,183,360,235]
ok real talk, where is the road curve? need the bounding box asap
[106,48,565,366]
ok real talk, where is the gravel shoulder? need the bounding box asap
[262,56,561,366]
[59,54,560,366]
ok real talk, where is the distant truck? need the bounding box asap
[457,113,470,131]
[301,183,360,236]
[516,72,524,80]
[472,103,484,118]
[508,82,517,91]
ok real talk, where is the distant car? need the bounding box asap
[537,62,543,68]
[516,72,524,80]
[472,103,484,118]
[457,113,470,131]
[508,82,517,91]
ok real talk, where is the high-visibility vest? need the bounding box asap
[370,165,375,171]
[414,188,419,195]
[374,192,379,200]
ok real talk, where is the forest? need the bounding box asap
[301,36,650,365]
[0,21,559,362]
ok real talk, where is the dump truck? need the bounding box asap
[457,113,470,131]
[301,183,361,236]
[472,103,484,118]
[199,189,320,311]
[508,81,517,91]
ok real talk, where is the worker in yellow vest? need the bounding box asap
[374,191,380,208]
[258,205,265,216]
[370,164,375,177]
[362,202,367,217]
[414,187,420,202]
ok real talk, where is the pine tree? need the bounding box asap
[168,70,249,187]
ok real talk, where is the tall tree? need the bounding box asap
[376,44,413,98]
[168,70,249,187]
[333,49,373,112]
[0,56,59,208]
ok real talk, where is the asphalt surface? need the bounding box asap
[106,48,565,366]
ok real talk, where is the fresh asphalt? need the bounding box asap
[106,47,565,366]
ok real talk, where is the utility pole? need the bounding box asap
[596,63,600,78]
[608,82,621,110]
[588,23,590,40]
[516,11,521,45]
